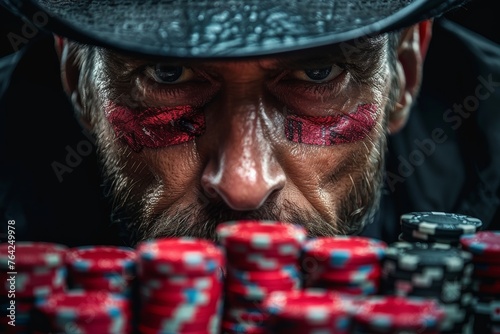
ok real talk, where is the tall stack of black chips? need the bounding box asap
[380,241,474,333]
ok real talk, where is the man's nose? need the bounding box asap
[200,98,286,211]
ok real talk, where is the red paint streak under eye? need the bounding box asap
[284,104,378,146]
[105,102,205,152]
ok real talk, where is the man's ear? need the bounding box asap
[54,35,91,129]
[388,19,433,134]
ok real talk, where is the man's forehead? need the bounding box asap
[100,33,388,69]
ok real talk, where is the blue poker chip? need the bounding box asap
[401,212,483,237]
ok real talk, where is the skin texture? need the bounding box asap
[56,21,431,245]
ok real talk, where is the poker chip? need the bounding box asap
[0,241,68,269]
[262,289,351,333]
[0,242,68,302]
[66,245,137,273]
[34,290,131,333]
[66,245,137,296]
[401,212,482,236]
[217,221,306,332]
[380,241,475,333]
[216,220,307,252]
[137,237,225,276]
[460,231,500,256]
[308,263,381,285]
[351,295,446,332]
[383,241,471,272]
[136,237,224,334]
[302,236,387,268]
[400,224,463,245]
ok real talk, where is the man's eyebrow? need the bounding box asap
[269,34,388,69]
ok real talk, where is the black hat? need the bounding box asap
[1,0,469,58]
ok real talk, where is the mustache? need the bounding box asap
[132,199,345,244]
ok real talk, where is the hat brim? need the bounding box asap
[2,0,469,58]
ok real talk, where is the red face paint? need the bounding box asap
[284,104,378,145]
[105,102,205,152]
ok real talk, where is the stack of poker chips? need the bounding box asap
[300,236,387,296]
[0,241,68,334]
[262,288,352,333]
[380,241,474,333]
[66,245,137,297]
[460,230,500,333]
[399,212,483,245]
[216,220,306,334]
[34,290,131,333]
[136,237,225,334]
[349,295,446,333]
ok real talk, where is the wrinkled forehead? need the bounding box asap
[97,33,390,69]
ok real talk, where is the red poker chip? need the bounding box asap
[262,289,350,331]
[137,237,225,276]
[473,279,500,294]
[225,253,297,272]
[313,279,380,296]
[66,245,137,273]
[5,270,66,297]
[227,266,300,282]
[306,264,381,285]
[352,296,445,331]
[139,301,221,326]
[0,242,68,269]
[17,283,66,299]
[216,220,307,250]
[140,271,223,294]
[71,275,132,294]
[226,279,300,301]
[139,311,217,330]
[36,290,130,322]
[302,236,387,267]
[460,231,500,256]
[226,251,300,266]
[263,289,348,321]
[224,244,303,259]
[473,262,500,278]
[140,286,222,307]
[50,321,132,334]
[138,320,219,334]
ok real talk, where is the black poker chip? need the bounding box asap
[401,212,483,237]
[399,225,462,246]
[384,242,473,273]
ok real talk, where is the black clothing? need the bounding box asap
[1,18,499,247]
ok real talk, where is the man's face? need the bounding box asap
[77,34,397,244]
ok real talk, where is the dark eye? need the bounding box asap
[305,68,332,81]
[146,64,194,84]
[291,65,344,83]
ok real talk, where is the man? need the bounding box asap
[0,0,499,247]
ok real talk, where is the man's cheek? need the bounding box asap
[284,104,378,146]
[103,101,205,152]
